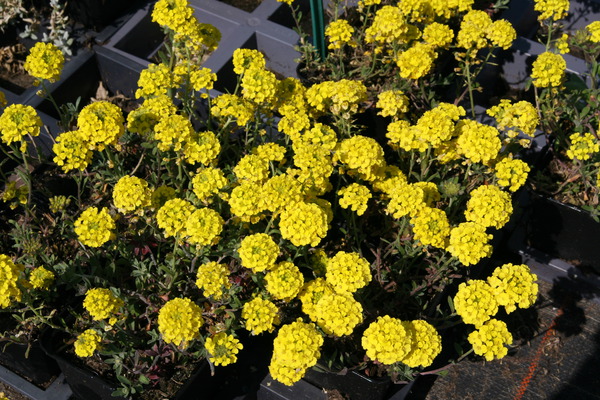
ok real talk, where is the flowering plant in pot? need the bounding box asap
[1,0,542,398]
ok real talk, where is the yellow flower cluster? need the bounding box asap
[556,33,570,54]
[211,94,255,126]
[293,123,337,151]
[195,261,230,299]
[402,320,442,368]
[376,90,409,119]
[487,20,517,50]
[157,297,203,347]
[232,48,266,75]
[447,222,493,266]
[269,319,323,386]
[0,104,42,146]
[24,42,64,82]
[53,130,93,172]
[531,52,566,88]
[253,142,286,162]
[156,198,195,238]
[188,66,217,94]
[151,0,194,35]
[335,135,385,180]
[241,68,278,104]
[183,130,220,165]
[325,19,355,50]
[396,43,437,80]
[486,99,539,138]
[83,288,123,321]
[299,278,332,317]
[192,167,228,202]
[365,6,411,47]
[265,261,304,301]
[423,22,454,48]
[74,329,101,358]
[205,332,243,366]
[305,79,367,115]
[456,120,502,164]
[454,280,498,326]
[0,255,24,308]
[185,208,224,246]
[457,10,491,51]
[587,21,600,43]
[465,185,512,229]
[263,175,304,213]
[534,0,570,21]
[112,175,151,213]
[291,144,333,195]
[566,132,599,160]
[238,233,279,273]
[74,207,116,247]
[310,291,363,336]
[494,157,530,192]
[325,251,371,294]
[386,182,425,219]
[234,154,270,183]
[279,202,329,247]
[338,183,371,215]
[77,101,125,152]
[468,319,513,361]
[1,181,28,208]
[242,296,280,334]
[362,316,413,365]
[127,95,177,134]
[154,113,193,152]
[228,182,265,223]
[29,267,54,290]
[487,263,539,313]
[411,207,451,249]
[135,63,176,99]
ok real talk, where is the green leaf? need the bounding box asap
[117,374,132,386]
[138,375,150,385]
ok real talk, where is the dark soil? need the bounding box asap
[218,0,263,12]
[0,43,36,93]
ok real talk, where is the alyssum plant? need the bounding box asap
[0,0,540,397]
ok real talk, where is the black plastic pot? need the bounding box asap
[0,340,61,387]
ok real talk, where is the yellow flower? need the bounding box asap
[465,185,513,229]
[325,251,371,294]
[156,198,195,238]
[325,19,355,50]
[265,261,304,301]
[242,297,280,335]
[24,42,64,82]
[587,21,600,43]
[53,130,93,172]
[157,297,203,347]
[486,99,539,137]
[402,320,442,368]
[195,261,230,299]
[185,208,224,246]
[269,319,323,386]
[531,52,566,88]
[0,104,42,146]
[74,207,116,247]
[83,288,123,321]
[486,19,516,50]
[411,207,451,249]
[468,319,513,361]
[309,290,363,337]
[454,280,498,326]
[338,183,371,216]
[423,22,454,48]
[113,175,151,213]
[29,267,54,290]
[238,233,280,273]
[279,202,330,247]
[192,167,228,202]
[0,254,24,308]
[396,43,437,80]
[455,120,502,164]
[376,90,409,119]
[183,130,220,165]
[154,113,193,152]
[74,329,101,358]
[151,185,176,209]
[228,182,266,223]
[487,263,539,313]
[566,132,599,160]
[205,332,243,366]
[534,0,569,21]
[362,315,413,365]
[447,222,493,266]
[494,157,530,192]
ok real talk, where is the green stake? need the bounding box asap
[309,0,326,60]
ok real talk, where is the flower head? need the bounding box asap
[465,185,513,229]
[468,319,513,361]
[113,175,151,213]
[0,255,24,308]
[242,297,280,334]
[325,251,371,294]
[487,263,538,313]
[362,316,413,365]
[566,132,599,160]
[74,207,116,247]
[83,288,123,321]
[265,261,304,301]
[74,329,102,358]
[185,208,224,246]
[157,298,203,347]
[156,198,195,238]
[195,261,230,299]
[238,233,279,273]
[454,280,498,326]
[24,42,64,82]
[447,222,493,266]
[205,332,243,366]
[29,267,54,290]
[402,320,442,368]
[531,52,566,88]
[0,104,42,146]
